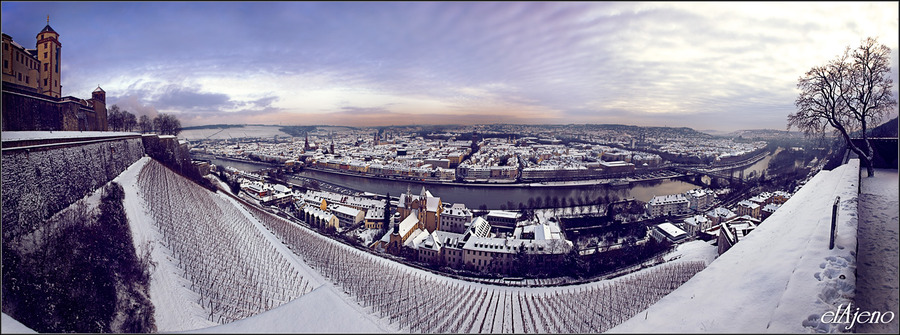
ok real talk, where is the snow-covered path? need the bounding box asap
[609,159,863,333]
[854,168,899,333]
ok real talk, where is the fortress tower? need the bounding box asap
[36,16,61,98]
[2,18,109,131]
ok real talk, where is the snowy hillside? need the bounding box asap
[118,158,323,331]
[112,155,719,333]
[610,159,863,333]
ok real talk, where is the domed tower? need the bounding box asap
[36,16,61,98]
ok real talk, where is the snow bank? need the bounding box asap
[190,284,392,333]
[610,159,861,333]
[1,313,37,333]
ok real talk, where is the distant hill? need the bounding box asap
[724,129,805,140]
[581,124,714,138]
[181,124,247,131]
[699,129,730,136]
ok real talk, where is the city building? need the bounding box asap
[485,210,519,231]
[375,213,421,254]
[298,204,340,230]
[760,203,781,220]
[468,217,492,238]
[647,194,691,217]
[651,222,688,244]
[735,200,761,219]
[717,222,738,255]
[599,160,636,175]
[772,191,792,204]
[685,188,716,212]
[748,192,773,206]
[364,208,386,230]
[460,221,571,274]
[682,215,712,236]
[706,207,737,226]
[328,203,364,228]
[439,203,473,234]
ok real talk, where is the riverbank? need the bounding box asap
[301,166,640,189]
[207,156,711,208]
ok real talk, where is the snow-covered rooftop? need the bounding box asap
[655,222,687,239]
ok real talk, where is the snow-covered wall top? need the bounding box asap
[1,131,139,142]
[610,159,861,333]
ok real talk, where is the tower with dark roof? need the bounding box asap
[92,86,108,130]
[36,16,61,98]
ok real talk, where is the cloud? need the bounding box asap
[5,2,895,131]
[107,94,159,119]
[338,106,392,115]
[154,85,231,111]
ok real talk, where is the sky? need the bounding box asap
[2,2,898,132]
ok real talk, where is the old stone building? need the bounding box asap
[2,19,108,131]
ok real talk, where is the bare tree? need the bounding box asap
[153,113,182,136]
[789,37,896,177]
[123,110,138,132]
[138,115,153,133]
[108,105,124,131]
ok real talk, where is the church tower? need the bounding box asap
[92,86,108,130]
[36,16,61,98]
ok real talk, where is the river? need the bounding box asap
[210,158,703,209]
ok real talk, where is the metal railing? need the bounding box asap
[829,196,840,249]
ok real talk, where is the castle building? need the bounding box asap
[2,18,108,131]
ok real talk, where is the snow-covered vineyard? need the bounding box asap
[248,202,705,333]
[135,160,316,324]
[123,156,709,332]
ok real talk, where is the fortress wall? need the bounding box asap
[1,135,145,241]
